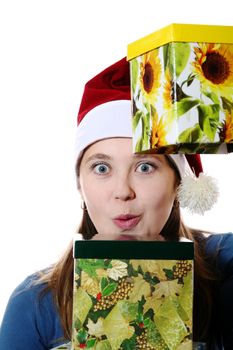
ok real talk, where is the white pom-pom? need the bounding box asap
[177,173,219,215]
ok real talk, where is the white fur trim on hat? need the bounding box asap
[167,154,193,178]
[75,100,132,162]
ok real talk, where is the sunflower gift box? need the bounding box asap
[72,239,194,350]
[127,23,233,154]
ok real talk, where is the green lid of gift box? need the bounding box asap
[127,23,233,154]
[73,240,194,259]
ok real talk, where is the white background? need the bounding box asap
[0,0,232,322]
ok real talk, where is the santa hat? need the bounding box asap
[75,58,219,215]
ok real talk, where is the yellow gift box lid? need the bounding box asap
[127,23,233,60]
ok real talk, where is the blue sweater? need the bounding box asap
[0,233,233,349]
[0,274,66,349]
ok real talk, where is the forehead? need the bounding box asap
[81,137,168,164]
[84,137,132,153]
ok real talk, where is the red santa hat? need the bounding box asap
[75,57,218,215]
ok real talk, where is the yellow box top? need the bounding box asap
[127,23,233,60]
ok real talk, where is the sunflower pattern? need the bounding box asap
[150,106,168,151]
[72,258,193,350]
[193,43,233,98]
[130,42,233,154]
[139,51,162,104]
[219,110,233,143]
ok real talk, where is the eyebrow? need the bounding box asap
[133,153,164,163]
[85,152,164,163]
[85,153,112,163]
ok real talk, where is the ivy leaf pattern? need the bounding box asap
[107,260,128,281]
[127,275,151,302]
[87,317,105,338]
[154,279,182,299]
[131,259,176,281]
[81,271,100,297]
[72,257,193,349]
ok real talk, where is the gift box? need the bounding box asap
[51,343,71,349]
[72,239,194,350]
[127,23,233,154]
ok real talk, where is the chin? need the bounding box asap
[117,234,138,241]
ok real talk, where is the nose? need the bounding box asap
[113,174,136,201]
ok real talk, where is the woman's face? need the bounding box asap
[78,138,177,241]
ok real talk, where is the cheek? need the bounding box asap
[146,195,174,216]
[82,188,96,206]
[143,184,176,233]
[142,181,176,209]
[80,181,109,220]
[79,179,95,203]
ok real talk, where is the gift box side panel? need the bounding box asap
[130,40,233,154]
[71,242,194,349]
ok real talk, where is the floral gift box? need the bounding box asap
[72,240,194,350]
[127,23,233,154]
[51,343,71,349]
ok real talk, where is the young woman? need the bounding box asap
[0,58,232,350]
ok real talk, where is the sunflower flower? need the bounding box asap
[219,111,233,143]
[140,50,162,104]
[163,68,173,111]
[192,43,233,98]
[150,107,168,150]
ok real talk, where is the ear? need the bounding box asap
[77,178,84,199]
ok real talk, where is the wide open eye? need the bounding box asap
[136,162,155,174]
[93,163,110,175]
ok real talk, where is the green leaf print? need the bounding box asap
[102,282,117,297]
[142,113,150,150]
[163,44,169,70]
[135,136,143,152]
[174,83,190,102]
[132,111,143,132]
[174,98,200,118]
[203,91,220,105]
[186,73,196,87]
[221,96,233,113]
[130,59,139,94]
[87,338,97,349]
[73,288,92,325]
[100,277,108,292]
[169,43,191,78]
[78,260,107,278]
[77,328,88,344]
[95,340,112,350]
[121,335,137,350]
[163,269,174,280]
[198,104,220,141]
[147,319,169,349]
[178,124,203,143]
[155,298,188,349]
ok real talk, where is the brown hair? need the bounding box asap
[38,156,219,343]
